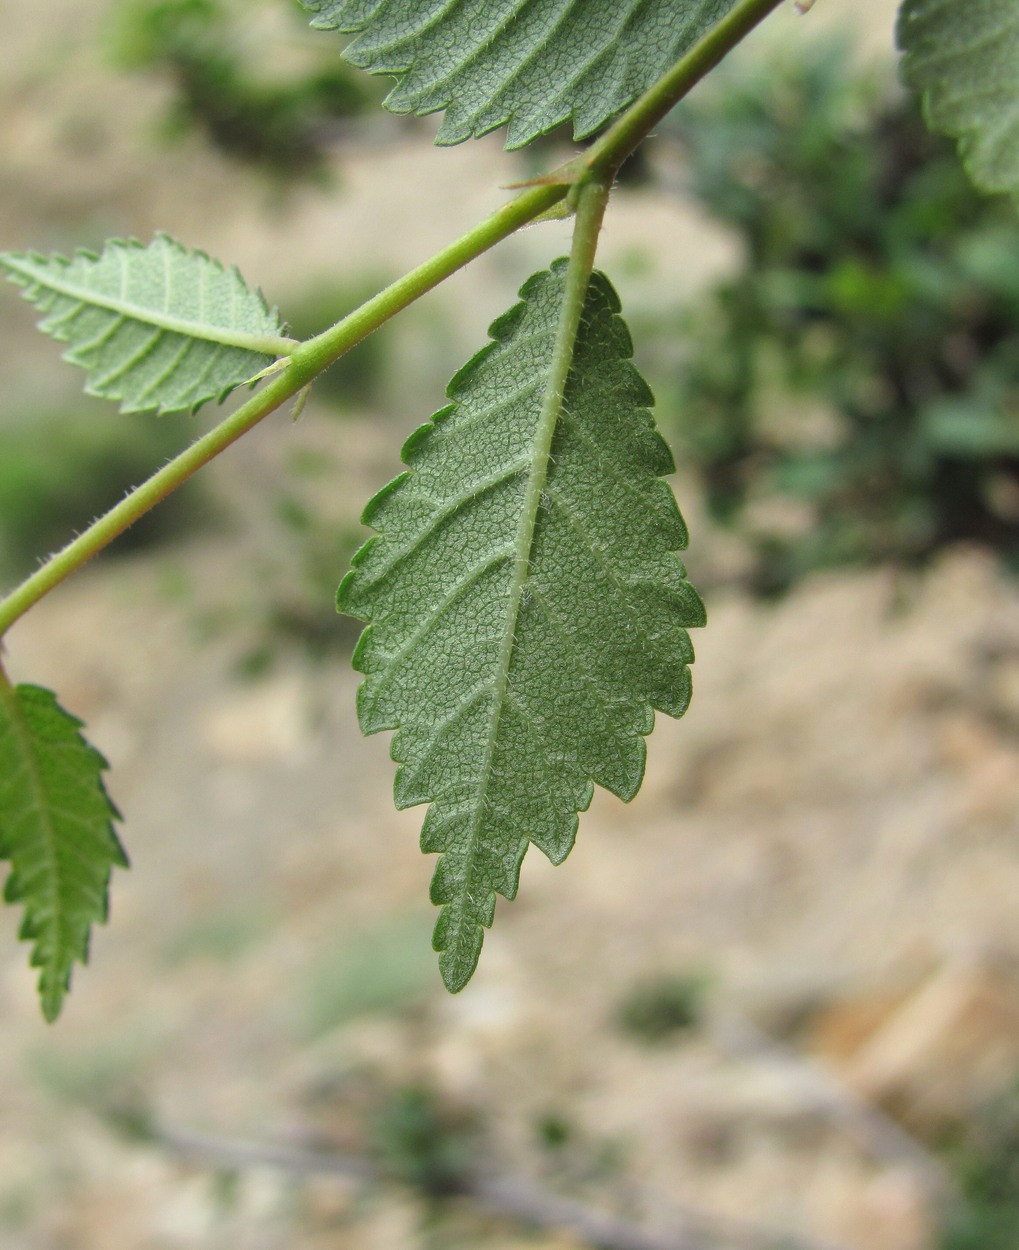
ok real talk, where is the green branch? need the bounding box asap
[0,368,299,638]
[289,182,568,377]
[0,182,568,639]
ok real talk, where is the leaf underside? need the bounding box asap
[0,682,127,1021]
[898,0,1019,200]
[339,261,705,992]
[301,0,738,148]
[0,234,285,414]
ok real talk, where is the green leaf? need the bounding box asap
[898,0,1019,199]
[0,234,292,415]
[0,679,127,1021]
[301,0,738,148]
[339,261,705,991]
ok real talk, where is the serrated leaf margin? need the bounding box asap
[301,0,737,149]
[898,0,1019,200]
[0,678,127,1021]
[339,260,705,991]
[0,233,291,415]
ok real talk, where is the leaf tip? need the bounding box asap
[40,979,68,1024]
[434,917,484,994]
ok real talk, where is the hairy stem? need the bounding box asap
[0,368,296,638]
[0,182,568,639]
[290,183,568,377]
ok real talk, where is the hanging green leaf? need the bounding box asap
[339,261,705,992]
[0,678,127,1021]
[300,0,738,148]
[0,234,293,415]
[898,0,1019,200]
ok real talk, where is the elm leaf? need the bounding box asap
[1,234,292,414]
[301,0,739,148]
[0,679,126,1021]
[898,0,1019,200]
[339,261,705,991]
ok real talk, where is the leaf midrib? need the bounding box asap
[458,270,595,922]
[2,256,296,358]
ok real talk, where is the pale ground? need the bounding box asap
[5,3,1019,1250]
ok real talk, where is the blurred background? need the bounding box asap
[2,2,1019,1248]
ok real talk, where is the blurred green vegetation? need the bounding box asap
[300,916,434,1038]
[107,0,381,182]
[939,1083,1019,1250]
[615,969,710,1045]
[222,445,366,674]
[653,40,1019,593]
[371,1086,477,1198]
[160,903,272,966]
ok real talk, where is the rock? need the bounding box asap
[821,952,1019,1132]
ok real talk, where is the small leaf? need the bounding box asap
[898,0,1019,200]
[339,261,704,991]
[301,0,739,149]
[0,234,291,414]
[0,679,127,1021]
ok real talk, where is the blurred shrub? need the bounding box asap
[940,1082,1019,1250]
[300,917,433,1038]
[0,404,203,583]
[107,0,380,182]
[371,1086,477,1197]
[616,971,709,1045]
[658,41,1019,593]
